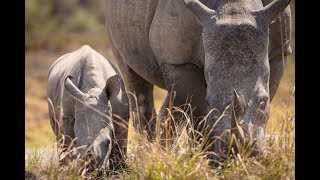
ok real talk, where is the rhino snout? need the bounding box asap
[93,138,112,167]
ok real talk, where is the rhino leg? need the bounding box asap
[158,64,208,141]
[114,55,156,140]
[48,104,60,144]
[156,91,180,144]
[48,99,77,165]
[269,55,288,101]
[109,120,128,170]
[55,116,76,165]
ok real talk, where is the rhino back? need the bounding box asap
[47,45,118,118]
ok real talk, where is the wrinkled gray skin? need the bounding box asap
[47,45,129,169]
[106,0,291,160]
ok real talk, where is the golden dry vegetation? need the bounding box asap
[26,0,295,179]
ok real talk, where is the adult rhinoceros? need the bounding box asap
[105,0,292,160]
[47,45,129,170]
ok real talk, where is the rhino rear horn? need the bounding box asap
[253,0,291,23]
[184,0,217,24]
[64,75,86,101]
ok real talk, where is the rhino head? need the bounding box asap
[184,0,290,160]
[64,75,129,169]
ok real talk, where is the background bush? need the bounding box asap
[25,0,108,52]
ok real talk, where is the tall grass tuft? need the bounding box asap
[122,87,294,179]
[26,87,294,179]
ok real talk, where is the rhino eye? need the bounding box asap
[259,97,268,111]
[259,101,266,110]
[257,95,268,110]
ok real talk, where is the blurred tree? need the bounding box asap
[79,0,89,6]
[51,0,78,23]
[89,0,106,22]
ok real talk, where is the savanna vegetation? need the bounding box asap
[26,0,295,179]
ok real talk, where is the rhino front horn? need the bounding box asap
[230,89,245,141]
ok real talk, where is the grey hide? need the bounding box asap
[47,45,129,170]
[106,0,292,161]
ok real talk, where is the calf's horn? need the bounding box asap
[64,75,86,101]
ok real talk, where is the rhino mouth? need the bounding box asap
[205,90,268,164]
[92,139,111,167]
[208,124,266,165]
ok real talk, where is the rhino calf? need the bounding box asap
[47,45,129,170]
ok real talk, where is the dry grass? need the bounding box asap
[124,68,295,179]
[26,1,295,178]
[25,52,294,179]
[26,95,294,179]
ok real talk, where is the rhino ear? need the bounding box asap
[104,75,121,100]
[64,75,86,101]
[184,0,217,24]
[253,0,291,24]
